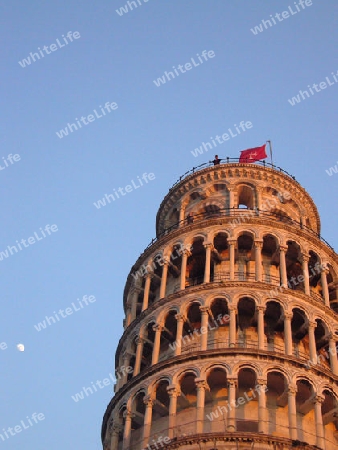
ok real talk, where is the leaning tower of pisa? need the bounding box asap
[102,160,338,450]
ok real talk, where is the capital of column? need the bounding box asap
[228,239,237,246]
[181,248,192,258]
[279,245,288,253]
[257,305,266,312]
[203,243,213,250]
[229,305,237,313]
[144,272,154,280]
[284,312,293,320]
[199,306,210,315]
[256,378,267,386]
[161,256,171,266]
[152,324,163,333]
[321,266,330,274]
[308,321,317,329]
[109,422,122,435]
[136,336,145,345]
[143,395,154,407]
[313,394,325,405]
[123,410,134,420]
[227,378,238,388]
[175,313,186,322]
[167,385,181,398]
[254,240,264,249]
[301,253,310,263]
[195,378,209,391]
[288,386,297,396]
[122,351,131,361]
[130,286,142,295]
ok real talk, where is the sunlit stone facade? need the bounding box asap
[102,162,338,450]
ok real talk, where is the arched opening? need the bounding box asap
[291,308,309,359]
[167,207,179,229]
[237,185,254,209]
[117,406,126,450]
[149,254,163,304]
[237,297,257,347]
[127,338,137,382]
[286,241,304,292]
[322,390,338,445]
[236,233,254,281]
[166,243,183,295]
[205,368,228,432]
[209,298,230,348]
[328,264,338,312]
[176,372,197,434]
[180,302,202,352]
[264,301,284,352]
[186,238,205,287]
[141,322,155,371]
[130,391,146,448]
[212,232,229,282]
[205,204,221,218]
[159,311,177,361]
[271,208,293,223]
[315,319,330,370]
[295,379,316,445]
[266,371,288,438]
[135,281,144,317]
[308,251,322,298]
[150,380,170,441]
[237,368,258,432]
[262,234,280,284]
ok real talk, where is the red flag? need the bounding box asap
[239,144,267,163]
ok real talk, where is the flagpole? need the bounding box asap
[267,140,274,168]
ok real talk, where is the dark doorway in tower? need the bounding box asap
[213,233,229,282]
[186,238,206,287]
[237,368,258,432]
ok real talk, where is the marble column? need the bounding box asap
[174,314,185,356]
[167,385,179,439]
[301,253,310,295]
[229,306,237,347]
[151,324,163,365]
[284,312,293,356]
[200,306,209,351]
[257,306,265,350]
[203,243,213,283]
[142,273,153,312]
[159,260,169,299]
[279,245,288,287]
[313,395,325,449]
[142,396,154,448]
[254,241,263,282]
[308,321,317,365]
[195,379,208,433]
[321,267,330,307]
[329,337,338,375]
[287,386,298,441]
[228,240,236,281]
[180,249,191,290]
[133,337,144,376]
[257,380,268,433]
[122,411,133,450]
[227,379,237,431]
[109,424,121,450]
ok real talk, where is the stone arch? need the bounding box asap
[173,367,201,385]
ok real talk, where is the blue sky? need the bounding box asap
[1,1,338,449]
